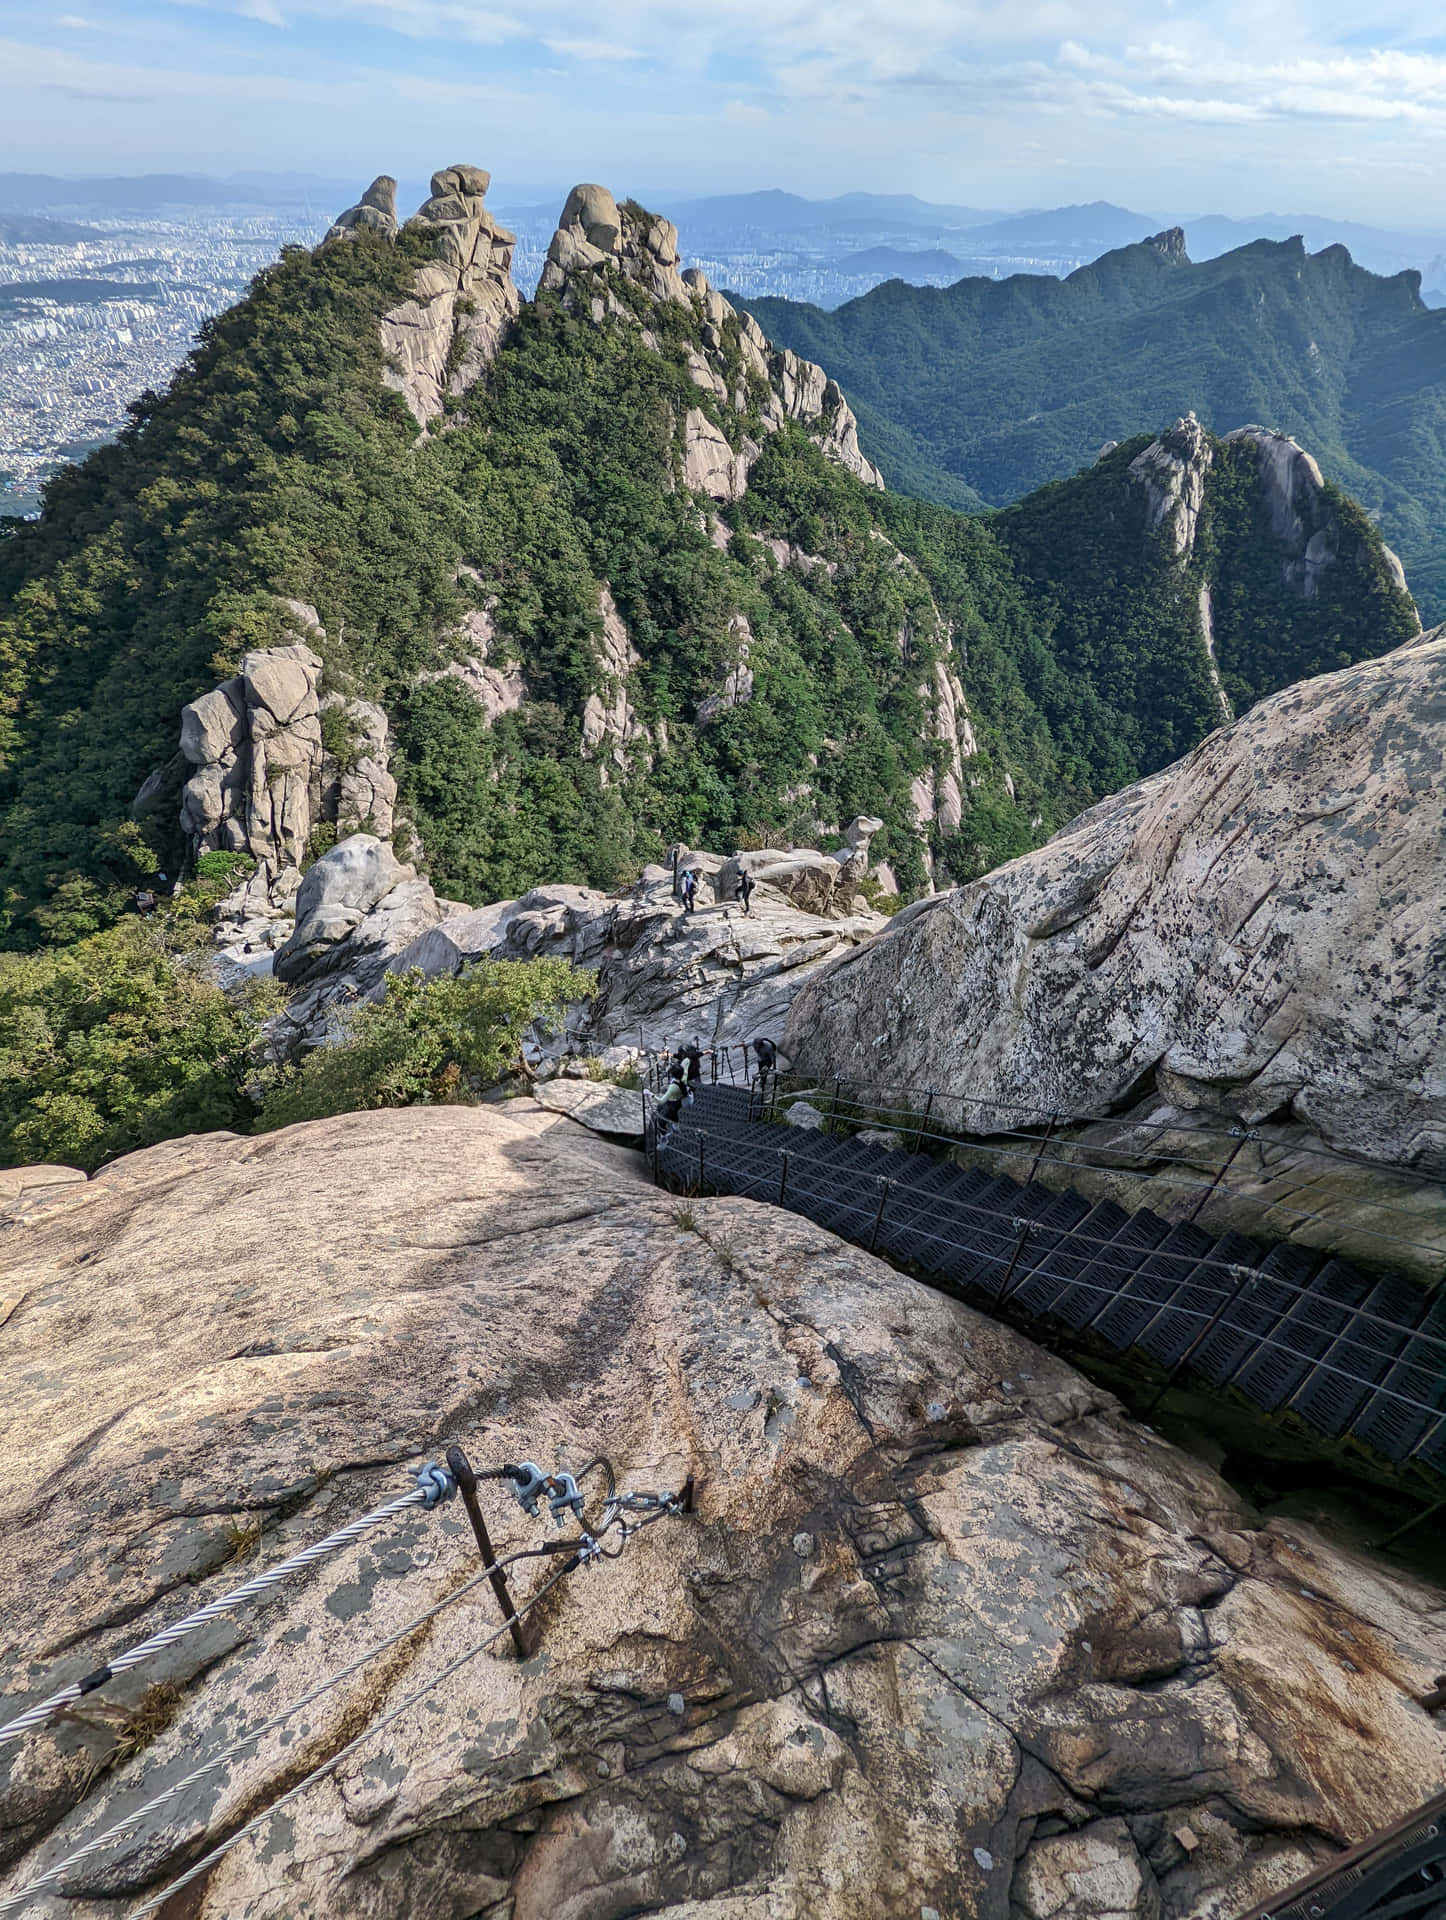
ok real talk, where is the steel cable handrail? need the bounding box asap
[125,1564,575,1919]
[737,1083,1446,1267]
[0,1465,456,1749]
[0,1543,553,1918]
[640,1046,1444,1224]
[763,1087,1444,1256]
[127,1502,683,1920]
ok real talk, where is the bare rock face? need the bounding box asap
[682,406,755,503]
[1128,412,1214,557]
[272,831,444,991]
[178,607,399,887]
[911,659,977,838]
[1127,418,1418,621]
[695,612,755,726]
[538,189,882,491]
[378,859,886,1058]
[324,174,398,242]
[2,1105,1442,1919]
[431,597,527,725]
[1223,425,1414,603]
[326,164,520,427]
[785,629,1446,1171]
[580,586,650,771]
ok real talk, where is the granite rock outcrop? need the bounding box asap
[785,629,1446,1172]
[179,606,398,890]
[327,164,521,426]
[538,185,882,492]
[2,1105,1442,1917]
[271,832,448,993]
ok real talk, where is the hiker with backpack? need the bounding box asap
[655,1066,687,1141]
[738,867,755,916]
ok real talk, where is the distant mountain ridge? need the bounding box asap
[0,173,1416,950]
[743,231,1446,618]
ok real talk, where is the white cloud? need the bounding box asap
[6,0,1446,219]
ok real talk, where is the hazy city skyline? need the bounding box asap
[2,2,1446,226]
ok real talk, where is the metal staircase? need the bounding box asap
[651,1081,1446,1484]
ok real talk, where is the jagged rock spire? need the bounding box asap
[323,164,521,426]
[537,183,882,495]
[540,184,688,305]
[325,176,398,242]
[380,165,521,424]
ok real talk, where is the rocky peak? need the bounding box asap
[1223,424,1414,603]
[1148,226,1188,264]
[1128,411,1214,557]
[539,184,688,307]
[325,163,520,427]
[537,182,883,495]
[324,174,398,242]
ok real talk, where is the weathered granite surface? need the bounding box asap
[785,630,1446,1174]
[1,1104,1442,1917]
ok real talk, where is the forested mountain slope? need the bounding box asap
[744,231,1446,618]
[0,175,1418,951]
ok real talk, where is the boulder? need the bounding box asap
[533,1076,646,1140]
[785,630,1446,1172]
[1,1105,1442,1917]
[273,840,444,992]
[291,833,409,921]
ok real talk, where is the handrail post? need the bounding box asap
[868,1178,891,1253]
[912,1090,934,1154]
[994,1217,1035,1307]
[777,1151,789,1207]
[1027,1114,1057,1185]
[1185,1127,1256,1224]
[446,1446,531,1659]
[697,1130,706,1194]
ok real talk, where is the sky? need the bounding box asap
[3,0,1446,224]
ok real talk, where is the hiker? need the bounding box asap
[680,866,699,915]
[753,1036,778,1075]
[681,1038,704,1087]
[656,1067,687,1140]
[738,867,755,916]
[134,886,157,916]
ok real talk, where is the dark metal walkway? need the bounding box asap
[652,1082,1446,1486]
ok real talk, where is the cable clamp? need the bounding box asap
[412,1463,457,1509]
[546,1472,586,1528]
[504,1461,550,1517]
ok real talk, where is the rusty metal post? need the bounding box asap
[446,1445,531,1659]
[1026,1114,1057,1186]
[868,1179,891,1253]
[993,1217,1035,1307]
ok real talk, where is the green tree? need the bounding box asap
[256,958,593,1130]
